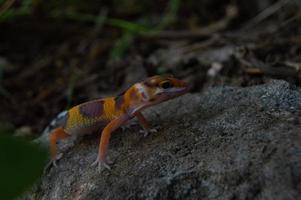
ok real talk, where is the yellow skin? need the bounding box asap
[48,75,188,171]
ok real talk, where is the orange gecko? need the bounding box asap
[44,75,188,171]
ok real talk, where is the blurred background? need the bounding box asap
[0,0,301,137]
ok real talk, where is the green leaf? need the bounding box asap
[0,0,32,22]
[110,31,134,61]
[107,18,150,33]
[0,0,6,5]
[0,134,48,199]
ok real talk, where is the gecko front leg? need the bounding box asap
[48,127,69,167]
[92,115,129,172]
[135,112,157,137]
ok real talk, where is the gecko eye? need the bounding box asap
[160,81,173,89]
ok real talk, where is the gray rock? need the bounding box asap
[30,80,301,200]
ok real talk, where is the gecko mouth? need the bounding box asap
[139,86,189,111]
[164,86,189,98]
[178,86,189,94]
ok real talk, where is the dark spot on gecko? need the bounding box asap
[115,95,124,109]
[79,100,104,118]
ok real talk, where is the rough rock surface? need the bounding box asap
[31,80,301,200]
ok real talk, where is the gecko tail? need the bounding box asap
[33,110,68,145]
[44,110,68,135]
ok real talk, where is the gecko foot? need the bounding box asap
[139,127,158,137]
[53,153,63,167]
[91,157,112,172]
[44,153,63,173]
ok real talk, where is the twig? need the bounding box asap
[141,4,238,40]
[235,48,301,80]
[243,0,291,30]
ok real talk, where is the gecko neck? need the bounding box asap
[120,83,149,115]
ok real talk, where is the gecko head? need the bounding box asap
[135,75,188,107]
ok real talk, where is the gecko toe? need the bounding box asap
[56,153,63,160]
[52,160,57,167]
[103,162,111,170]
[91,157,111,172]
